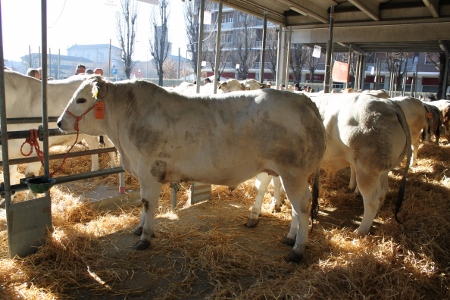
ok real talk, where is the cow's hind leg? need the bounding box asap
[271,176,286,212]
[246,172,273,227]
[355,172,386,235]
[281,177,311,263]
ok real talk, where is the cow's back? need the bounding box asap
[103,82,326,186]
[310,93,408,174]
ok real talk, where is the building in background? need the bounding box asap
[18,44,123,79]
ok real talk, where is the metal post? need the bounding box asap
[0,0,12,208]
[178,47,181,80]
[48,48,51,78]
[360,55,366,91]
[195,0,206,94]
[442,52,449,99]
[108,39,112,79]
[284,27,292,88]
[29,45,32,68]
[259,10,267,84]
[275,25,283,89]
[323,6,334,93]
[354,54,361,90]
[345,47,352,89]
[41,1,49,181]
[213,0,223,94]
[58,49,60,79]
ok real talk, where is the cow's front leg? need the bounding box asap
[132,206,146,236]
[133,172,162,250]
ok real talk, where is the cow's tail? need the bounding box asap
[393,101,412,224]
[436,110,443,143]
[422,105,432,142]
[310,167,320,231]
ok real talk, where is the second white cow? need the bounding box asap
[248,93,412,237]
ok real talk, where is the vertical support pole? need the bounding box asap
[41,0,49,181]
[323,6,334,93]
[345,46,352,89]
[354,55,360,90]
[58,49,60,79]
[178,47,181,80]
[196,0,206,94]
[442,52,449,99]
[259,10,267,84]
[375,58,381,89]
[29,45,32,67]
[108,39,112,79]
[275,25,283,89]
[48,48,51,79]
[0,0,12,207]
[284,27,292,88]
[213,0,223,94]
[360,55,366,91]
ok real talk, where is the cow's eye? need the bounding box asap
[76,98,86,104]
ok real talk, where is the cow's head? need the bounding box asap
[57,76,108,136]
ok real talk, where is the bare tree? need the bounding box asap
[184,1,200,76]
[266,28,278,80]
[233,12,259,79]
[204,31,230,78]
[385,52,412,91]
[116,0,137,79]
[149,0,170,86]
[290,44,308,83]
[305,47,319,82]
[162,58,178,79]
[426,52,448,97]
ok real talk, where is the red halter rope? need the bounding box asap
[19,103,98,178]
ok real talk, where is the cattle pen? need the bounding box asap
[0,140,449,299]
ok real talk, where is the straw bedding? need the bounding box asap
[0,141,449,299]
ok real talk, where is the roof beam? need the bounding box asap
[216,0,285,25]
[347,0,380,21]
[278,0,329,23]
[423,0,439,18]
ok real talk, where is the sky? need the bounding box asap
[1,0,187,62]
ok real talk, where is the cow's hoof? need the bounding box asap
[132,227,143,236]
[281,236,295,246]
[132,240,150,250]
[244,219,258,228]
[272,206,282,213]
[284,251,303,263]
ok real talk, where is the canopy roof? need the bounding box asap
[211,0,450,53]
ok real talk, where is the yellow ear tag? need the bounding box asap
[93,89,99,99]
[95,102,105,119]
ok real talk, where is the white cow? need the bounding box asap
[57,77,326,262]
[389,96,428,166]
[2,70,115,197]
[426,100,450,141]
[169,81,223,95]
[422,102,443,144]
[248,93,412,236]
[219,79,263,93]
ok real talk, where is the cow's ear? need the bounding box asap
[91,76,108,100]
